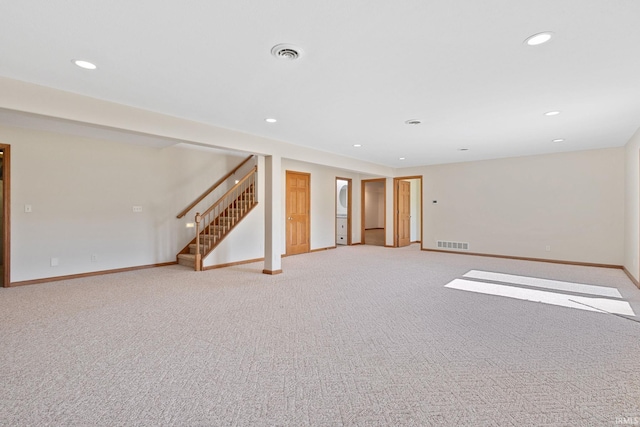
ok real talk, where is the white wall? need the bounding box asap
[386,178,394,246]
[4,125,247,282]
[624,128,640,281]
[409,178,421,242]
[402,148,625,265]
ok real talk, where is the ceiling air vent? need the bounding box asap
[271,44,303,60]
[405,119,422,125]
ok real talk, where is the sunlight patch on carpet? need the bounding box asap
[445,278,635,316]
[463,270,622,298]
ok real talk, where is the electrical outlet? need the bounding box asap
[91,254,98,262]
[50,257,59,267]
[132,206,143,213]
[545,245,551,252]
[24,204,32,213]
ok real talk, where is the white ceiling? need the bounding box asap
[1,0,639,168]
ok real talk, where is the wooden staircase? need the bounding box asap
[177,165,257,270]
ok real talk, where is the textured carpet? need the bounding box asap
[1,245,639,426]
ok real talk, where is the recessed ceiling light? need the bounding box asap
[399,157,406,160]
[404,119,422,125]
[525,32,554,46]
[544,111,561,116]
[353,144,362,147]
[72,59,97,70]
[265,118,277,123]
[552,138,565,143]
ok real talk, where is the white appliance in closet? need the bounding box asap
[336,180,348,245]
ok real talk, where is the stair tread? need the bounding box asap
[199,235,220,240]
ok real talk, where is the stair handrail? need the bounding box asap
[196,165,257,220]
[193,166,257,270]
[176,154,254,219]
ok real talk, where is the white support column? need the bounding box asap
[263,155,283,275]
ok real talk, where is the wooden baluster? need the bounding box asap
[206,211,210,250]
[234,186,238,223]
[194,212,202,271]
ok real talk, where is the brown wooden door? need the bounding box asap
[398,180,411,247]
[0,145,9,287]
[286,171,310,255]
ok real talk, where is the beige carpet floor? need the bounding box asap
[1,244,640,426]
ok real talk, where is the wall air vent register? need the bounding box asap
[437,241,469,250]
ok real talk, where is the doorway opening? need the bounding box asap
[0,144,10,287]
[336,178,351,246]
[393,176,422,248]
[361,178,386,246]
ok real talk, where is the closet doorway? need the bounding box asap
[361,178,386,246]
[335,178,351,246]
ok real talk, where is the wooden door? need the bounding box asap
[398,180,411,247]
[286,171,310,255]
[0,145,9,287]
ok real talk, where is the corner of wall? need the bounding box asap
[624,128,640,283]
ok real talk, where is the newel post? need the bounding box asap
[194,212,202,272]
